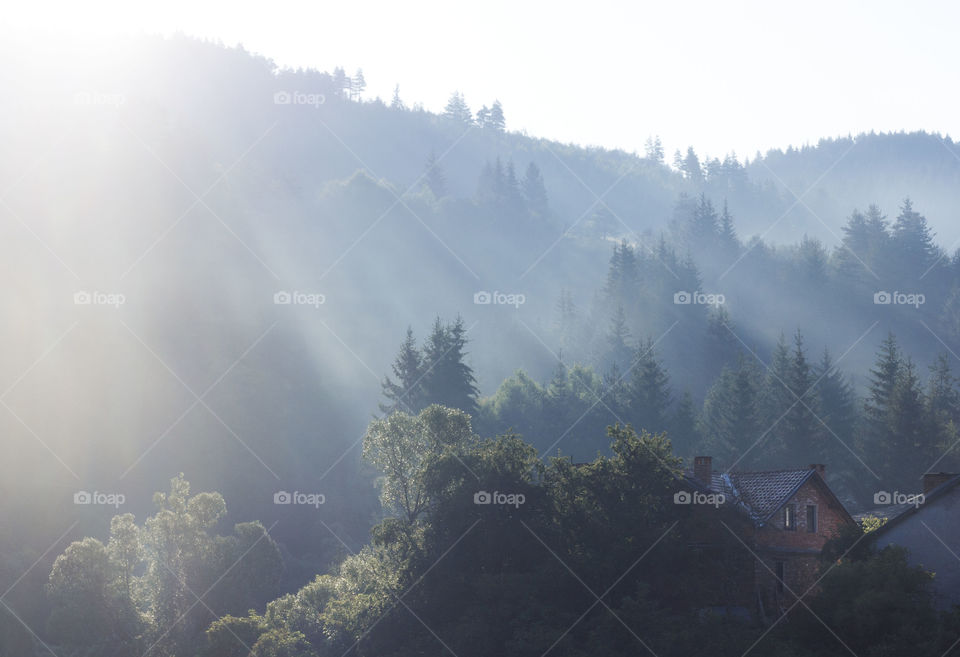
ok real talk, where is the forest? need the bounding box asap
[2,32,960,657]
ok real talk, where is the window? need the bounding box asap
[806,505,817,533]
[784,504,796,531]
[775,561,785,593]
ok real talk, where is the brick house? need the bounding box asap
[869,472,960,609]
[680,456,856,622]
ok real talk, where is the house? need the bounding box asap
[680,456,856,622]
[869,472,960,609]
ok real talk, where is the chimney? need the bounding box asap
[809,464,826,477]
[923,472,955,494]
[694,456,712,486]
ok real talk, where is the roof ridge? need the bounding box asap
[725,468,812,475]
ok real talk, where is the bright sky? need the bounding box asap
[6,0,959,160]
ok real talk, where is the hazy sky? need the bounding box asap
[7,0,959,159]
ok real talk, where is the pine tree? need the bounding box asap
[682,147,703,183]
[475,105,490,128]
[718,200,739,255]
[390,84,406,110]
[644,136,664,163]
[333,67,348,98]
[687,193,718,252]
[863,333,902,451]
[443,92,472,124]
[797,235,828,283]
[544,360,575,444]
[886,358,931,484]
[835,208,872,287]
[927,353,960,469]
[890,197,939,283]
[603,304,633,373]
[555,290,581,360]
[814,349,857,465]
[699,355,762,465]
[504,158,522,208]
[778,331,824,464]
[493,157,506,200]
[476,161,497,204]
[522,162,549,215]
[704,305,739,381]
[758,333,794,465]
[626,338,672,433]
[602,240,639,305]
[380,327,426,414]
[927,353,960,426]
[423,150,447,198]
[488,100,505,132]
[421,316,479,414]
[351,68,366,100]
[601,362,629,420]
[672,149,684,171]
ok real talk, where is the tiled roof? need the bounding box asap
[684,468,816,525]
[869,474,960,537]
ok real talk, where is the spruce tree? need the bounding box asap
[683,147,703,183]
[927,353,960,427]
[390,84,406,110]
[890,197,939,284]
[718,200,739,255]
[603,304,633,372]
[698,355,761,465]
[835,208,872,288]
[863,333,902,451]
[780,331,824,465]
[423,150,447,198]
[505,158,522,208]
[443,92,472,124]
[475,105,490,128]
[488,100,505,132]
[814,349,857,465]
[626,338,672,433]
[758,333,794,465]
[351,68,366,99]
[886,358,931,484]
[522,162,549,215]
[380,327,425,414]
[421,316,479,415]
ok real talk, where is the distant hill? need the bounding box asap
[2,32,960,571]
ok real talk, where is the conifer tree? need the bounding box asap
[626,338,672,434]
[380,327,426,414]
[390,84,406,110]
[443,92,472,124]
[814,348,857,464]
[522,162,549,215]
[423,150,447,198]
[488,100,506,132]
[421,316,479,415]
